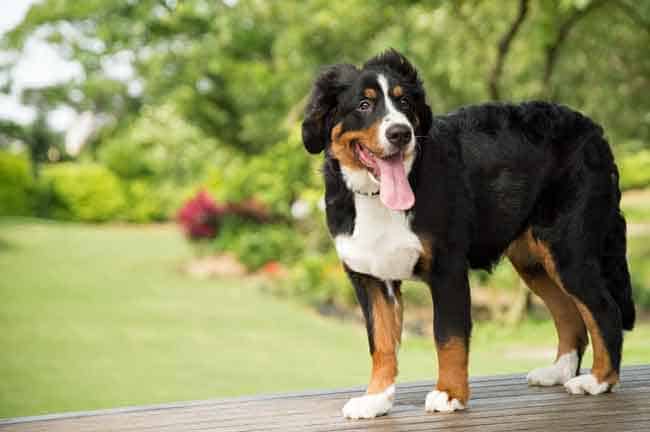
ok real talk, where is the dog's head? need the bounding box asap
[302,49,432,211]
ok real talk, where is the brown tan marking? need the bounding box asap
[435,337,470,404]
[329,121,384,171]
[416,234,434,276]
[392,85,403,97]
[508,229,618,386]
[507,231,588,359]
[573,300,619,385]
[364,88,377,99]
[367,282,403,394]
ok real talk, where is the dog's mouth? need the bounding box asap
[355,142,415,210]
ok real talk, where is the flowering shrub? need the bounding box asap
[176,190,224,240]
[177,190,272,241]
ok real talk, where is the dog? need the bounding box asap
[301,49,636,419]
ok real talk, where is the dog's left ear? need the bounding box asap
[302,63,358,154]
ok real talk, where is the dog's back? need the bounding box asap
[433,101,635,330]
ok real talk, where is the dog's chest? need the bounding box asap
[334,195,423,281]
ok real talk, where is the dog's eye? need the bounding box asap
[357,99,372,112]
[399,96,410,109]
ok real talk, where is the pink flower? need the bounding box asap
[176,190,224,240]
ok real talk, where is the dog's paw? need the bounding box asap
[342,385,395,419]
[564,374,613,395]
[424,390,465,413]
[527,351,578,386]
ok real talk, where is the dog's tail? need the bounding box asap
[601,188,636,331]
[520,102,636,330]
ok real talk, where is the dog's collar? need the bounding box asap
[353,189,380,197]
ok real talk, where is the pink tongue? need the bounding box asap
[375,155,415,210]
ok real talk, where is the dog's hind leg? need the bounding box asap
[549,256,622,394]
[342,270,403,419]
[507,230,588,387]
[524,229,623,395]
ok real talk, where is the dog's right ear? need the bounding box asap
[302,64,358,154]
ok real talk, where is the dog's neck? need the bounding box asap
[340,166,380,196]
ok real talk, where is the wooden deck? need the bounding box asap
[1,365,649,432]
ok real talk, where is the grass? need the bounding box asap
[1,219,649,419]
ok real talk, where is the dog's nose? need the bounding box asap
[386,124,412,148]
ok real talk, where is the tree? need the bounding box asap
[3,0,649,156]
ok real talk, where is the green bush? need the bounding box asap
[213,217,304,270]
[122,180,167,223]
[207,127,320,217]
[619,151,650,191]
[0,150,33,217]
[286,253,355,306]
[628,235,650,310]
[98,104,219,184]
[39,163,126,222]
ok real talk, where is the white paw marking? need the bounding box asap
[342,385,395,419]
[564,374,611,395]
[424,390,465,413]
[527,350,578,386]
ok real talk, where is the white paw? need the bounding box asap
[424,390,465,413]
[342,385,395,419]
[527,351,578,386]
[564,374,611,395]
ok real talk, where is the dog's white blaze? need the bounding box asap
[342,385,395,419]
[424,390,465,413]
[377,74,415,154]
[335,194,422,281]
[527,350,579,386]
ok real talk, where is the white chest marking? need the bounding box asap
[335,195,423,281]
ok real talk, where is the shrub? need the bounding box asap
[213,217,304,270]
[628,234,650,310]
[177,190,224,240]
[123,180,167,223]
[98,104,220,184]
[207,127,320,217]
[39,163,126,222]
[0,150,33,216]
[285,253,355,306]
[619,150,650,191]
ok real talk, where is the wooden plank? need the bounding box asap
[2,381,649,431]
[1,365,648,432]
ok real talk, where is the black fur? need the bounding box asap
[303,49,635,384]
[303,64,359,154]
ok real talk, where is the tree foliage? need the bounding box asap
[3,0,648,158]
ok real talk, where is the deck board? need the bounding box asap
[1,365,649,431]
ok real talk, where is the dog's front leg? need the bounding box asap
[342,269,403,419]
[426,262,471,413]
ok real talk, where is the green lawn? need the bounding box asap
[1,220,649,419]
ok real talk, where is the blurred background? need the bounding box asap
[1,0,649,419]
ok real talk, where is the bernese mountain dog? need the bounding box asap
[301,49,636,419]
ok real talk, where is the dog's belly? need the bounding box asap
[334,195,423,281]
